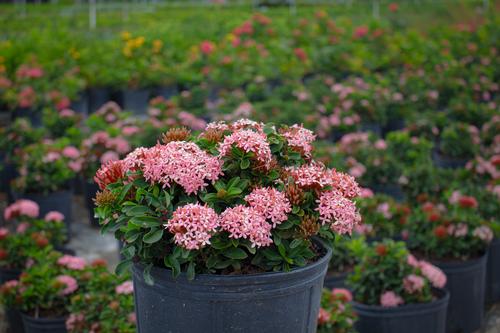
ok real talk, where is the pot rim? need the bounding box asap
[133,238,332,286]
[432,251,488,271]
[20,312,67,323]
[352,288,449,315]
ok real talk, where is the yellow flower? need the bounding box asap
[121,31,131,40]
[134,37,145,48]
[152,39,163,54]
[226,33,236,42]
[122,46,132,58]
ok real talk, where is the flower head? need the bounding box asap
[3,200,39,220]
[94,160,125,190]
[62,146,80,159]
[317,308,331,325]
[57,255,86,270]
[45,211,65,222]
[332,288,352,302]
[316,190,361,235]
[281,124,316,157]
[115,281,134,295]
[56,275,78,295]
[219,205,272,248]
[380,291,404,307]
[403,274,425,294]
[166,204,219,250]
[218,129,272,169]
[244,187,291,227]
[419,261,447,288]
[473,226,493,243]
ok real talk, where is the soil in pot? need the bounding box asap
[435,254,488,333]
[353,289,449,333]
[21,313,67,333]
[132,241,332,333]
[487,238,500,303]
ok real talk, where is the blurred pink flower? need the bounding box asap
[380,291,404,307]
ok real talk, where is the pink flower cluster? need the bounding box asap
[220,205,272,248]
[473,226,494,243]
[380,291,404,307]
[244,187,291,227]
[218,129,272,169]
[56,275,78,295]
[281,124,316,157]
[286,163,332,189]
[57,255,87,270]
[166,204,219,250]
[403,274,425,294]
[316,190,361,235]
[115,281,134,295]
[142,142,223,194]
[332,288,352,302]
[419,260,447,288]
[3,199,39,220]
[44,211,65,222]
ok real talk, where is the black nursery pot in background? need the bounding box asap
[122,88,151,116]
[132,242,332,333]
[21,313,67,333]
[435,254,487,333]
[353,289,449,333]
[323,270,349,290]
[432,148,467,169]
[11,108,42,128]
[6,308,25,333]
[70,91,89,116]
[13,190,73,240]
[88,87,112,114]
[487,238,500,303]
[0,267,21,285]
[371,183,405,202]
[83,180,99,227]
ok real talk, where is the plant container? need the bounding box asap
[83,180,99,227]
[122,88,151,116]
[21,313,67,333]
[486,238,500,303]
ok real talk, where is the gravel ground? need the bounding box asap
[0,193,499,332]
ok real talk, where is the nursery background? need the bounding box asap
[0,0,499,332]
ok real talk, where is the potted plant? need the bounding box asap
[0,118,44,200]
[1,250,107,333]
[66,270,135,332]
[324,236,365,290]
[93,120,363,333]
[407,194,493,333]
[11,140,81,236]
[347,240,449,333]
[1,199,66,283]
[317,288,357,333]
[433,123,479,169]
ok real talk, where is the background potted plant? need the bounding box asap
[407,193,493,333]
[433,122,479,169]
[93,119,364,333]
[347,240,449,333]
[317,288,357,333]
[324,236,365,290]
[11,139,81,236]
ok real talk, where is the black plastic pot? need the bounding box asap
[353,289,449,333]
[371,183,405,201]
[122,88,151,116]
[323,270,349,290]
[360,122,382,137]
[383,118,405,137]
[155,85,179,100]
[132,241,332,333]
[13,190,73,239]
[70,92,89,116]
[88,87,112,114]
[11,108,42,128]
[0,158,17,203]
[21,313,67,333]
[0,266,21,285]
[435,254,487,333]
[6,308,25,333]
[487,238,500,303]
[432,149,467,169]
[83,180,99,227]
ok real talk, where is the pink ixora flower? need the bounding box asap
[57,255,86,270]
[244,187,291,227]
[219,205,272,248]
[3,199,39,220]
[317,307,331,325]
[45,211,65,222]
[0,228,9,240]
[419,261,447,288]
[286,162,331,189]
[166,204,219,250]
[142,142,223,195]
[100,151,120,164]
[56,275,78,295]
[200,40,216,55]
[407,254,420,268]
[403,274,426,294]
[332,288,352,302]
[218,129,272,169]
[115,281,134,295]
[380,291,404,307]
[281,124,316,157]
[62,146,80,159]
[316,190,361,235]
[327,169,361,199]
[66,313,85,331]
[473,226,493,243]
[16,222,29,234]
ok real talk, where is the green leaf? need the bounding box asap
[143,229,164,243]
[130,216,162,228]
[117,182,133,202]
[186,262,195,280]
[290,239,302,249]
[126,205,151,216]
[143,263,154,285]
[240,159,250,170]
[115,259,132,275]
[223,247,248,260]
